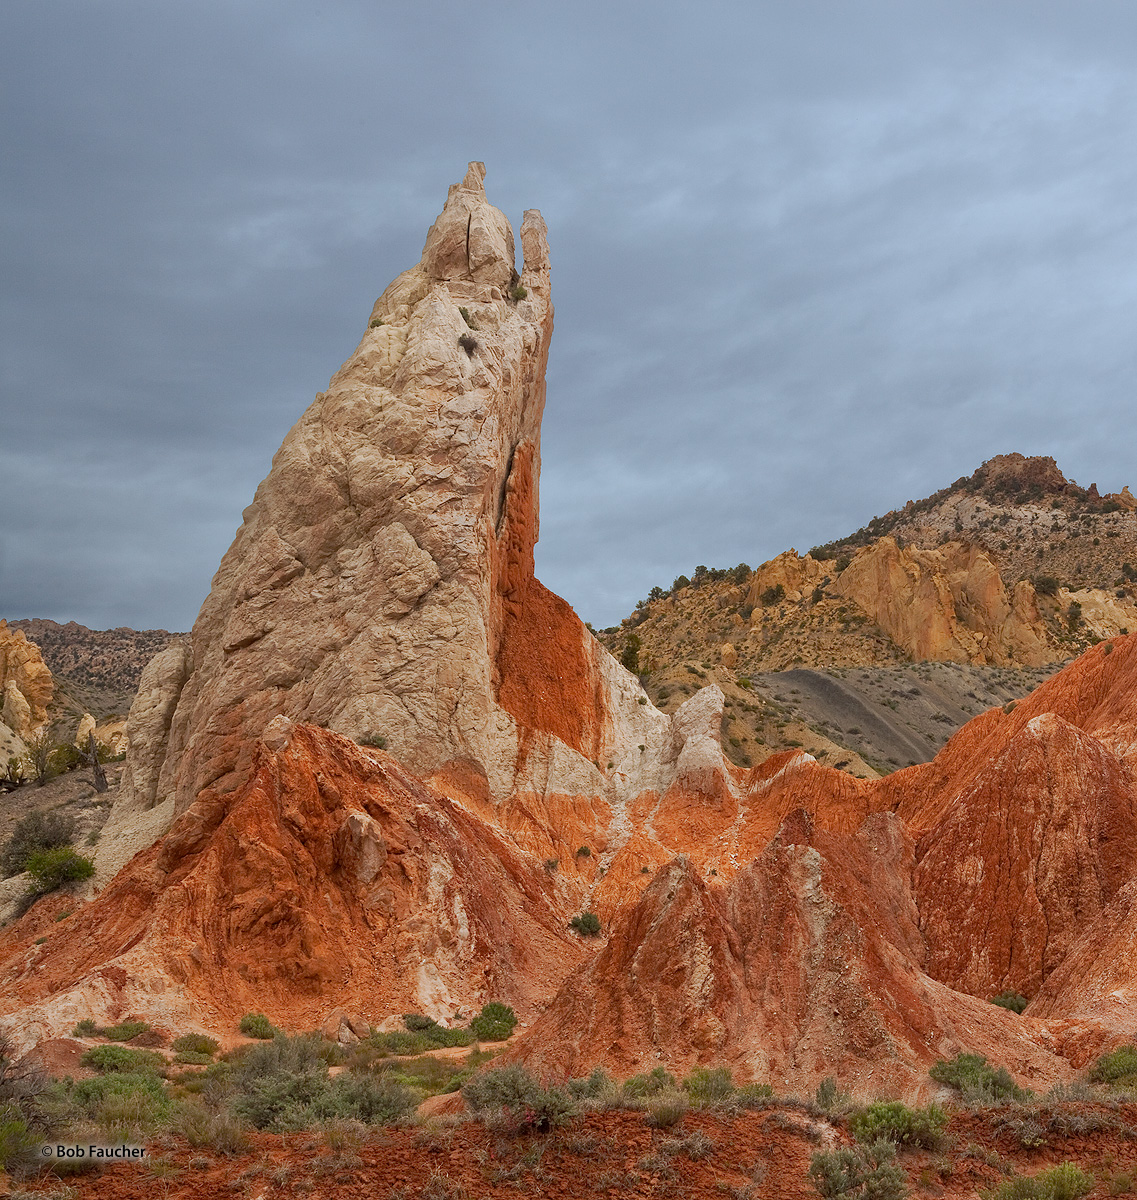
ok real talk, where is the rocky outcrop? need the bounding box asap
[913,713,1137,1000]
[745,551,828,609]
[119,164,672,841]
[515,812,1067,1095]
[834,538,1053,666]
[0,723,586,1052]
[0,620,53,739]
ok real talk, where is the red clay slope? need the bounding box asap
[0,721,585,1048]
[513,810,1068,1097]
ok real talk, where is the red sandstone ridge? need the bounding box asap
[512,812,1067,1097]
[0,721,586,1051]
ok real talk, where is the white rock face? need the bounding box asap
[105,164,735,883]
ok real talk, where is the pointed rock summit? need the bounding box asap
[100,165,714,880]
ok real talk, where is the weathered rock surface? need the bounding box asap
[515,812,1067,1095]
[0,620,53,739]
[0,724,586,1052]
[116,164,672,844]
[913,712,1137,1000]
[835,537,1052,666]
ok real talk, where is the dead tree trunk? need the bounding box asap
[86,732,108,794]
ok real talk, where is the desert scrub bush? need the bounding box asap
[567,1068,613,1102]
[981,1162,1094,1199]
[470,1002,517,1042]
[736,1082,776,1108]
[569,911,601,937]
[930,1052,1028,1103]
[81,1045,165,1075]
[461,1064,574,1133]
[0,810,76,877]
[100,1019,152,1042]
[172,1033,220,1058]
[815,1076,851,1113]
[808,1139,907,1199]
[221,1033,344,1130]
[382,1049,486,1097]
[1089,1044,1137,1087]
[622,1067,678,1100]
[458,332,477,357]
[70,1072,171,1130]
[71,1019,98,1037]
[849,1101,947,1150]
[683,1066,734,1107]
[990,991,1028,1014]
[357,731,387,749]
[24,847,94,892]
[315,1072,416,1124]
[644,1090,688,1129]
[173,1101,250,1154]
[238,1012,279,1040]
[509,283,528,302]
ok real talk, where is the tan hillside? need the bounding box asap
[599,454,1137,773]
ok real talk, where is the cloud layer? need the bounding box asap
[4,2,1137,631]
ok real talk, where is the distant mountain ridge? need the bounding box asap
[597,453,1137,774]
[8,618,183,693]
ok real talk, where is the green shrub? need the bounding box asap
[760,584,786,606]
[984,1162,1094,1199]
[930,1053,1027,1103]
[101,1020,151,1042]
[72,1018,99,1037]
[173,1101,250,1154]
[172,1033,220,1058]
[1033,575,1060,597]
[72,1071,170,1120]
[848,1101,947,1150]
[462,1064,573,1132]
[736,1082,775,1107]
[990,990,1028,1014]
[402,1013,439,1033]
[1089,1043,1137,1087]
[23,846,94,891]
[815,1076,851,1112]
[458,332,477,357]
[645,1090,689,1128]
[470,1002,517,1042]
[81,1044,165,1075]
[569,911,601,937]
[623,1067,678,1099]
[174,1051,215,1066]
[228,1039,330,1131]
[683,1066,734,1107]
[809,1139,907,1199]
[567,1068,612,1100]
[239,1012,279,1040]
[509,283,528,302]
[316,1073,417,1125]
[0,1103,38,1175]
[0,810,76,877]
[358,731,387,749]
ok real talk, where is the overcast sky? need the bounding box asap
[3,2,1137,633]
